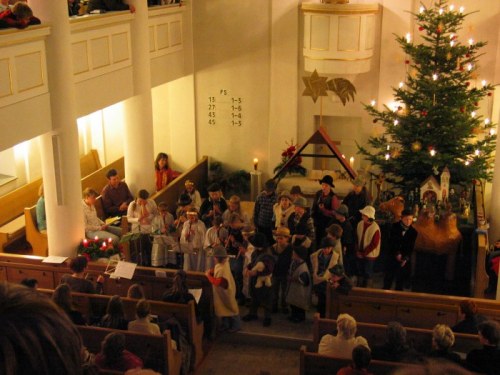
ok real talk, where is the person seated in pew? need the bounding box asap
[465,320,500,374]
[328,264,353,296]
[161,270,199,319]
[154,152,181,192]
[452,299,487,335]
[428,324,462,365]
[101,168,134,219]
[36,184,47,233]
[0,282,84,374]
[337,344,373,375]
[318,313,370,358]
[94,332,143,372]
[99,295,128,330]
[61,256,104,294]
[20,277,38,289]
[87,0,135,13]
[52,283,87,326]
[127,283,146,299]
[0,2,40,29]
[371,321,421,363]
[83,188,122,244]
[128,299,161,336]
[183,179,202,211]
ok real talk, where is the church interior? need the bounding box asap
[1,0,500,374]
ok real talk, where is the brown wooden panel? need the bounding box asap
[6,266,54,289]
[396,304,458,328]
[0,265,6,281]
[337,298,397,324]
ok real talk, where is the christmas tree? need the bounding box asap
[358,0,496,194]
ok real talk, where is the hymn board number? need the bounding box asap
[208,89,243,127]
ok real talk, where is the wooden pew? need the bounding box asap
[38,289,205,368]
[0,150,102,252]
[78,325,181,375]
[299,345,421,375]
[24,205,47,257]
[80,156,125,198]
[312,315,481,355]
[326,285,500,328]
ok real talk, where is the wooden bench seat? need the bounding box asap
[0,149,102,253]
[78,325,181,375]
[299,345,421,375]
[38,289,205,367]
[312,314,481,355]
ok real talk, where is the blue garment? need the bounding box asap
[36,196,46,231]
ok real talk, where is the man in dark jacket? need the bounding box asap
[466,321,500,375]
[383,209,418,290]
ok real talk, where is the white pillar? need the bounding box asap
[123,0,155,194]
[30,0,84,257]
[268,0,299,176]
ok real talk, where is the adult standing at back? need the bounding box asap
[383,209,418,291]
[253,179,278,244]
[343,177,371,229]
[101,168,134,219]
[356,206,381,288]
[200,183,228,228]
[311,175,340,248]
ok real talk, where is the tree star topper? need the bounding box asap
[302,69,328,103]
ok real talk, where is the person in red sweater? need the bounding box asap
[337,345,373,375]
[355,206,381,288]
[95,332,143,372]
[0,2,40,29]
[154,152,181,191]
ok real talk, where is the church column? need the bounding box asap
[123,0,155,194]
[29,0,84,257]
[268,0,299,176]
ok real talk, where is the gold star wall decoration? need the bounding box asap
[302,69,328,103]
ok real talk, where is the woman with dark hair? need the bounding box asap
[127,283,146,299]
[60,256,104,294]
[52,284,86,325]
[154,152,181,191]
[94,332,143,372]
[453,299,487,334]
[99,295,128,330]
[162,270,197,305]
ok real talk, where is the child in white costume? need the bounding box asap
[205,245,241,332]
[203,216,228,271]
[180,209,206,271]
[151,202,178,267]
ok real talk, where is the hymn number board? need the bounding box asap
[207,89,243,127]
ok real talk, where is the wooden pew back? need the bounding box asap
[24,205,48,257]
[78,325,181,375]
[299,345,421,375]
[81,157,125,198]
[327,285,500,328]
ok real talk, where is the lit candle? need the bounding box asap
[94,236,99,241]
[474,149,480,156]
[83,239,89,248]
[432,73,438,81]
[385,153,390,160]
[253,158,258,171]
[439,8,444,15]
[449,4,455,11]
[465,160,470,165]
[485,118,491,125]
[419,6,425,13]
[399,82,404,88]
[459,6,464,13]
[370,99,376,106]
[468,38,474,46]
[467,63,473,71]
[471,111,476,118]
[450,40,455,47]
[102,241,107,248]
[430,149,436,157]
[349,156,354,169]
[405,33,411,43]
[481,80,487,87]
[393,119,399,126]
[108,238,113,243]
